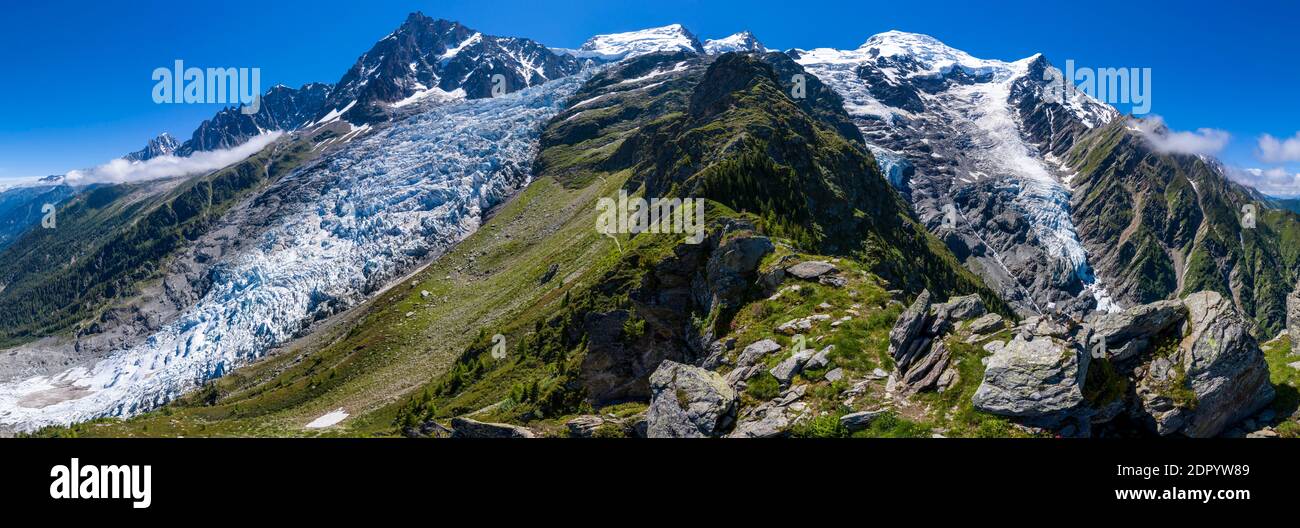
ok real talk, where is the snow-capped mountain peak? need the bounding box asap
[704,30,768,54]
[573,23,705,60]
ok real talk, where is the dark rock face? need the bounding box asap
[179,82,332,154]
[317,12,581,124]
[579,224,772,403]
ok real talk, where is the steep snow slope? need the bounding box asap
[704,31,768,54]
[568,24,705,60]
[794,30,1119,315]
[0,73,591,431]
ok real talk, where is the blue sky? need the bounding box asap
[2,0,1298,193]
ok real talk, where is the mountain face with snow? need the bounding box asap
[124,133,180,162]
[794,30,1120,316]
[316,12,581,125]
[571,23,705,60]
[178,82,332,154]
[703,31,767,54]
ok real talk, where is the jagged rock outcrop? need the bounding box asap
[646,360,738,438]
[1135,292,1274,437]
[887,290,985,393]
[971,291,1275,437]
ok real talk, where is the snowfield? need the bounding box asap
[0,72,590,431]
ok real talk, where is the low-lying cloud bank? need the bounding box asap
[62,132,283,186]
[1227,166,1300,198]
[1135,116,1230,156]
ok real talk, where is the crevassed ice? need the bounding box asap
[0,72,590,431]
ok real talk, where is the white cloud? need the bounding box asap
[1134,116,1230,156]
[1256,132,1300,164]
[62,132,283,186]
[1227,166,1300,198]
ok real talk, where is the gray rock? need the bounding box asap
[983,340,1006,354]
[824,367,845,383]
[566,415,609,438]
[888,290,933,364]
[967,313,1005,336]
[776,314,831,335]
[728,402,797,438]
[839,410,885,431]
[900,340,951,393]
[787,260,838,280]
[819,275,848,288]
[735,339,780,368]
[972,335,1088,422]
[1289,283,1300,356]
[806,345,834,370]
[647,360,738,438]
[929,294,986,335]
[1136,292,1274,438]
[1090,299,1185,357]
[450,417,537,439]
[771,348,816,385]
[723,365,763,389]
[699,337,737,370]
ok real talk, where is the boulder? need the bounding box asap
[450,417,537,439]
[967,313,1005,336]
[839,410,885,431]
[805,345,834,370]
[771,348,816,385]
[929,294,986,334]
[699,337,737,370]
[736,339,782,368]
[1136,292,1274,437]
[972,335,1089,422]
[786,260,837,280]
[646,360,738,438]
[776,314,831,335]
[900,340,951,393]
[824,367,845,382]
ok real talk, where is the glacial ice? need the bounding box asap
[0,72,591,431]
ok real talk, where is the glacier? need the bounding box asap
[0,72,591,431]
[795,31,1121,313]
